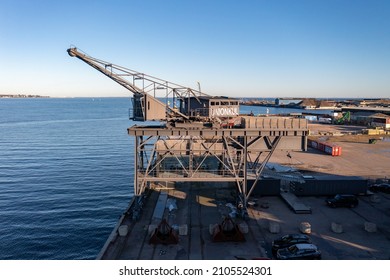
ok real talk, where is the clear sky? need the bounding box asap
[1,0,389,98]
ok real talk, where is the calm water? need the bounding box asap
[0,98,135,259]
[0,98,331,260]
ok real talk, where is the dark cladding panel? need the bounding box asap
[289,178,368,196]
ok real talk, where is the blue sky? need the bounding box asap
[1,0,389,98]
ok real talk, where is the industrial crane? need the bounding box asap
[67,47,239,126]
[335,111,351,125]
[67,46,309,220]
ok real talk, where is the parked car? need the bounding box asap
[271,234,312,256]
[276,243,321,260]
[325,194,358,208]
[369,183,390,194]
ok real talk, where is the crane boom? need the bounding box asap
[67,47,240,124]
[67,47,145,94]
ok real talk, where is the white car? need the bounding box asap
[276,243,321,260]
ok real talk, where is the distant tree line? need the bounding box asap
[0,94,49,98]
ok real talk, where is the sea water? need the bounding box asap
[0,98,134,259]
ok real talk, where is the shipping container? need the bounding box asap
[308,139,342,156]
[324,144,342,156]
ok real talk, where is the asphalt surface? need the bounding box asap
[270,123,390,180]
[251,192,390,260]
[247,123,390,260]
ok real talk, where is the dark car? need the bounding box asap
[276,243,321,260]
[369,183,390,194]
[325,194,358,208]
[271,234,311,256]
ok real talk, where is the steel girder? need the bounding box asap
[133,133,287,205]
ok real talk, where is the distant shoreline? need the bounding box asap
[0,94,50,98]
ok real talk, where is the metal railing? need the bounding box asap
[137,169,241,179]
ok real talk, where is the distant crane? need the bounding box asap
[335,111,350,125]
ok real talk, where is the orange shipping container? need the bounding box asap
[308,139,341,156]
[324,143,342,156]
